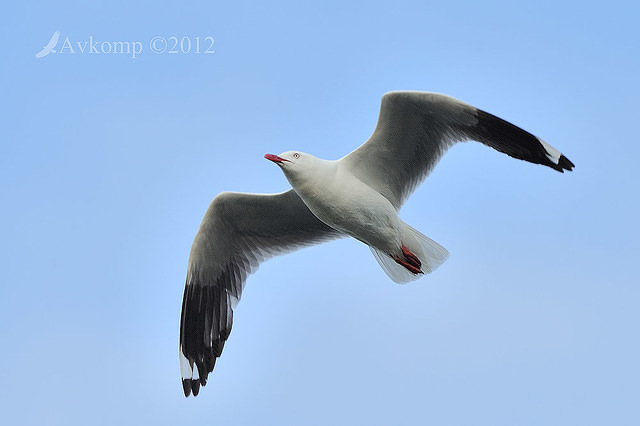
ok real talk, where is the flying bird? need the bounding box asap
[35,30,60,58]
[179,91,574,396]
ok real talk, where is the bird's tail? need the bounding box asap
[370,223,449,284]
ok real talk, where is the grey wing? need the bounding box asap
[179,190,342,397]
[341,91,574,209]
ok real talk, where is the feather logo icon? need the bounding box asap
[35,31,60,58]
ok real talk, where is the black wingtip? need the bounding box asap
[182,379,192,397]
[550,154,575,173]
[182,377,205,397]
[558,154,575,172]
[471,109,576,174]
[180,276,235,398]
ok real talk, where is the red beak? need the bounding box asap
[264,154,288,163]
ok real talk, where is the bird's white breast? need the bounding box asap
[290,163,401,253]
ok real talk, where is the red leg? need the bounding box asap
[401,245,422,268]
[394,245,424,275]
[393,256,423,274]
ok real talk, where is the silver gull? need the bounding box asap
[179,91,574,396]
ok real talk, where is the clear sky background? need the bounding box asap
[2,1,639,425]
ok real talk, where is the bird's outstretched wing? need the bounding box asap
[341,91,574,209]
[180,190,341,396]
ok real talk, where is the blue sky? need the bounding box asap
[2,1,639,424]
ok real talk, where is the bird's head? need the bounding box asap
[264,151,325,188]
[264,151,311,170]
[264,150,308,163]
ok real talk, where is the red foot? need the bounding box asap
[394,245,423,275]
[401,245,422,268]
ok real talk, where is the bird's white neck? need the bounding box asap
[283,158,338,196]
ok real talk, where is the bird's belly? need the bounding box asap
[298,183,401,252]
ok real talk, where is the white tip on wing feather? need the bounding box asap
[192,364,200,381]
[538,138,562,165]
[179,347,193,381]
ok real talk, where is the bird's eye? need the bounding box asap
[293,152,300,159]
